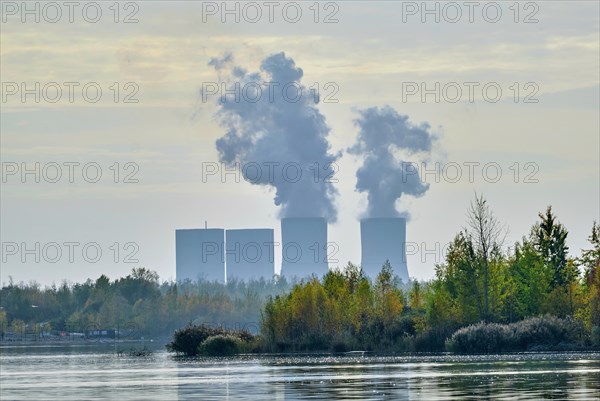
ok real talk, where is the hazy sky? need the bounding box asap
[1,1,599,285]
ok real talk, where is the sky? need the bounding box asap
[1,1,599,285]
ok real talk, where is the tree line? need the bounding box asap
[261,196,599,351]
[2,195,599,352]
[0,268,289,340]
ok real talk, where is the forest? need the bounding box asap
[2,196,599,353]
[0,270,288,340]
[261,197,600,352]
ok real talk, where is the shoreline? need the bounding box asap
[2,341,598,356]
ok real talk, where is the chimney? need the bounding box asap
[281,217,328,279]
[360,217,409,283]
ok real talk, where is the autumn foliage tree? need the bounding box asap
[261,262,408,352]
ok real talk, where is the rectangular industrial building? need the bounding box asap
[176,228,224,283]
[280,217,329,279]
[225,229,275,282]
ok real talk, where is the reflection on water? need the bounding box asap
[1,345,599,400]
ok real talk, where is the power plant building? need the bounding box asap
[176,228,225,283]
[175,217,410,284]
[280,217,329,279]
[226,229,275,281]
[360,217,409,283]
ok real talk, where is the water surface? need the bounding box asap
[1,346,599,400]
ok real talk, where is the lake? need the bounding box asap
[1,345,599,400]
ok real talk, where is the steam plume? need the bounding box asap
[211,52,339,222]
[348,106,435,218]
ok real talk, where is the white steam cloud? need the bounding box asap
[210,52,340,222]
[349,106,436,218]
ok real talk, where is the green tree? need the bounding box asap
[534,206,571,289]
[579,222,600,327]
[508,238,551,319]
[95,275,110,292]
[425,277,459,332]
[437,232,481,323]
[530,207,580,317]
[374,261,404,344]
[408,281,424,310]
[115,268,160,304]
[579,221,600,284]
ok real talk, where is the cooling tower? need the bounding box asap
[360,218,409,283]
[176,228,224,283]
[226,229,275,282]
[281,217,329,279]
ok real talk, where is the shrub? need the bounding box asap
[331,341,348,353]
[413,328,453,352]
[512,315,579,349]
[446,315,584,353]
[395,314,418,336]
[166,324,254,356]
[199,335,243,356]
[445,323,513,353]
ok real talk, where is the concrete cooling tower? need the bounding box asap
[226,229,275,282]
[281,217,329,279]
[360,218,409,283]
[176,228,224,283]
